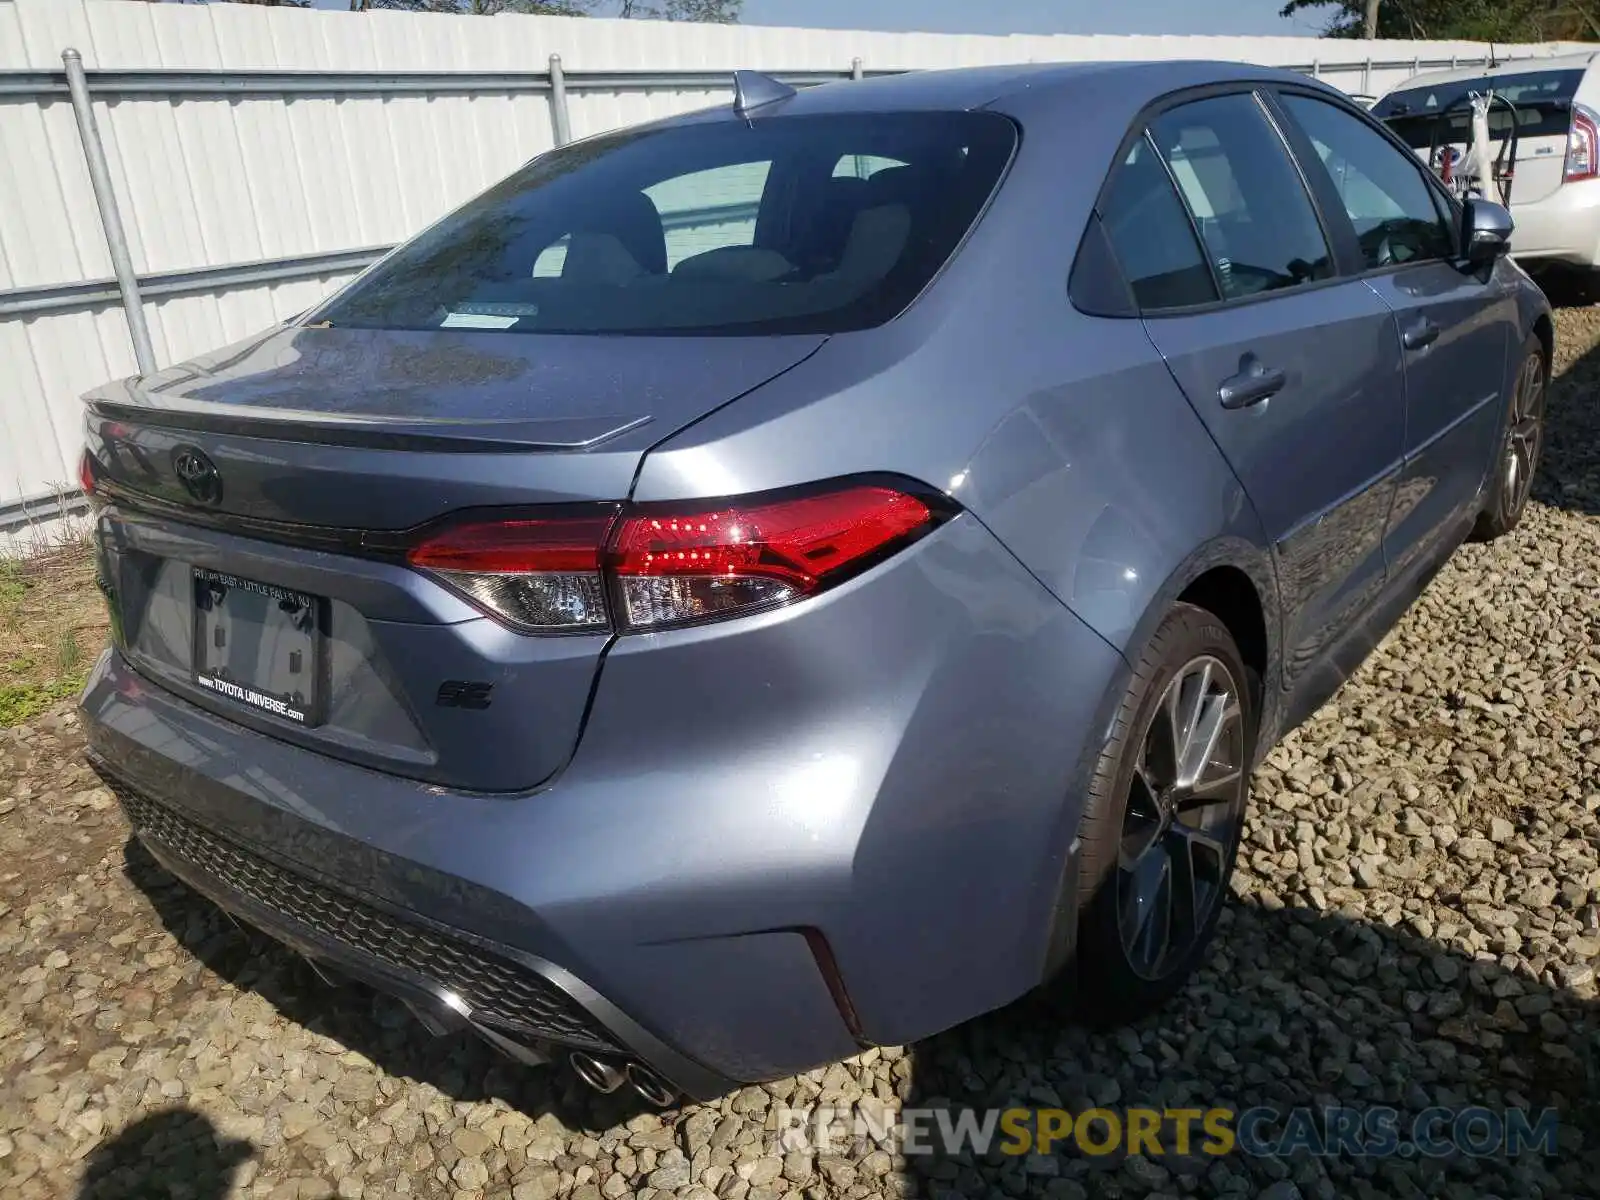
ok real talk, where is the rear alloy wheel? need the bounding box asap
[1116,656,1245,981]
[1475,334,1547,540]
[1071,603,1255,1023]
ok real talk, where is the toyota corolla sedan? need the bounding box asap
[79,60,1551,1105]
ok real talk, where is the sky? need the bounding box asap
[306,0,1324,38]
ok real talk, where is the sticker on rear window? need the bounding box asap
[441,312,520,330]
[439,302,541,330]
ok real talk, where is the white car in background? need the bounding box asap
[1373,52,1600,294]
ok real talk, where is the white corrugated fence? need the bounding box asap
[0,0,1589,538]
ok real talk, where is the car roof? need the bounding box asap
[1388,50,1599,92]
[669,59,1330,121]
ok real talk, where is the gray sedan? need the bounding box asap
[79,59,1551,1104]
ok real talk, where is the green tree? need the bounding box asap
[1280,0,1600,39]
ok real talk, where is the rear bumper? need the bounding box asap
[101,768,732,1099]
[1512,180,1600,268]
[83,513,1125,1092]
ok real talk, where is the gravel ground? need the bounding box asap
[4,309,1600,1200]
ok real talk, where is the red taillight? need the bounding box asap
[405,482,943,634]
[1567,103,1599,182]
[79,449,97,497]
[407,514,612,575]
[609,486,933,629]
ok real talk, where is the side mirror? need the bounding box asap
[1462,198,1514,264]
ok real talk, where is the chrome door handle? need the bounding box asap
[1218,357,1287,409]
[1402,318,1440,350]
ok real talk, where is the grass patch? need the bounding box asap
[0,677,87,726]
[0,537,108,728]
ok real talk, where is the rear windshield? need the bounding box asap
[1373,69,1584,148]
[314,111,1016,337]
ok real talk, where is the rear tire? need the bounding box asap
[1473,333,1547,541]
[1069,603,1256,1025]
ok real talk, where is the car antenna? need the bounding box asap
[732,70,796,119]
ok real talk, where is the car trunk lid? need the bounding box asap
[86,325,824,526]
[85,324,824,791]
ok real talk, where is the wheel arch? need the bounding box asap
[1179,566,1269,700]
[1515,262,1553,373]
[1037,538,1281,988]
[1531,310,1553,374]
[1121,539,1283,752]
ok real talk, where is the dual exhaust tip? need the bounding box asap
[569,1051,677,1108]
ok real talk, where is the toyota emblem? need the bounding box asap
[172,446,223,505]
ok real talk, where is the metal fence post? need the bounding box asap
[61,48,155,377]
[851,56,864,80]
[548,53,571,147]
[1311,58,1320,79]
[1362,56,1372,94]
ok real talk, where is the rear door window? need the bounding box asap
[1148,93,1334,301]
[315,112,1016,336]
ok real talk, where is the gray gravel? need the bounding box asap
[5,309,1600,1199]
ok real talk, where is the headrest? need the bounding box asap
[861,165,927,206]
[568,190,666,276]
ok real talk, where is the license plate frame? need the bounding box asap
[191,567,328,727]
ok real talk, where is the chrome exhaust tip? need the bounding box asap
[626,1062,679,1108]
[569,1051,625,1094]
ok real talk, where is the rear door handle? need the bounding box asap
[1218,356,1287,409]
[1402,318,1440,350]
